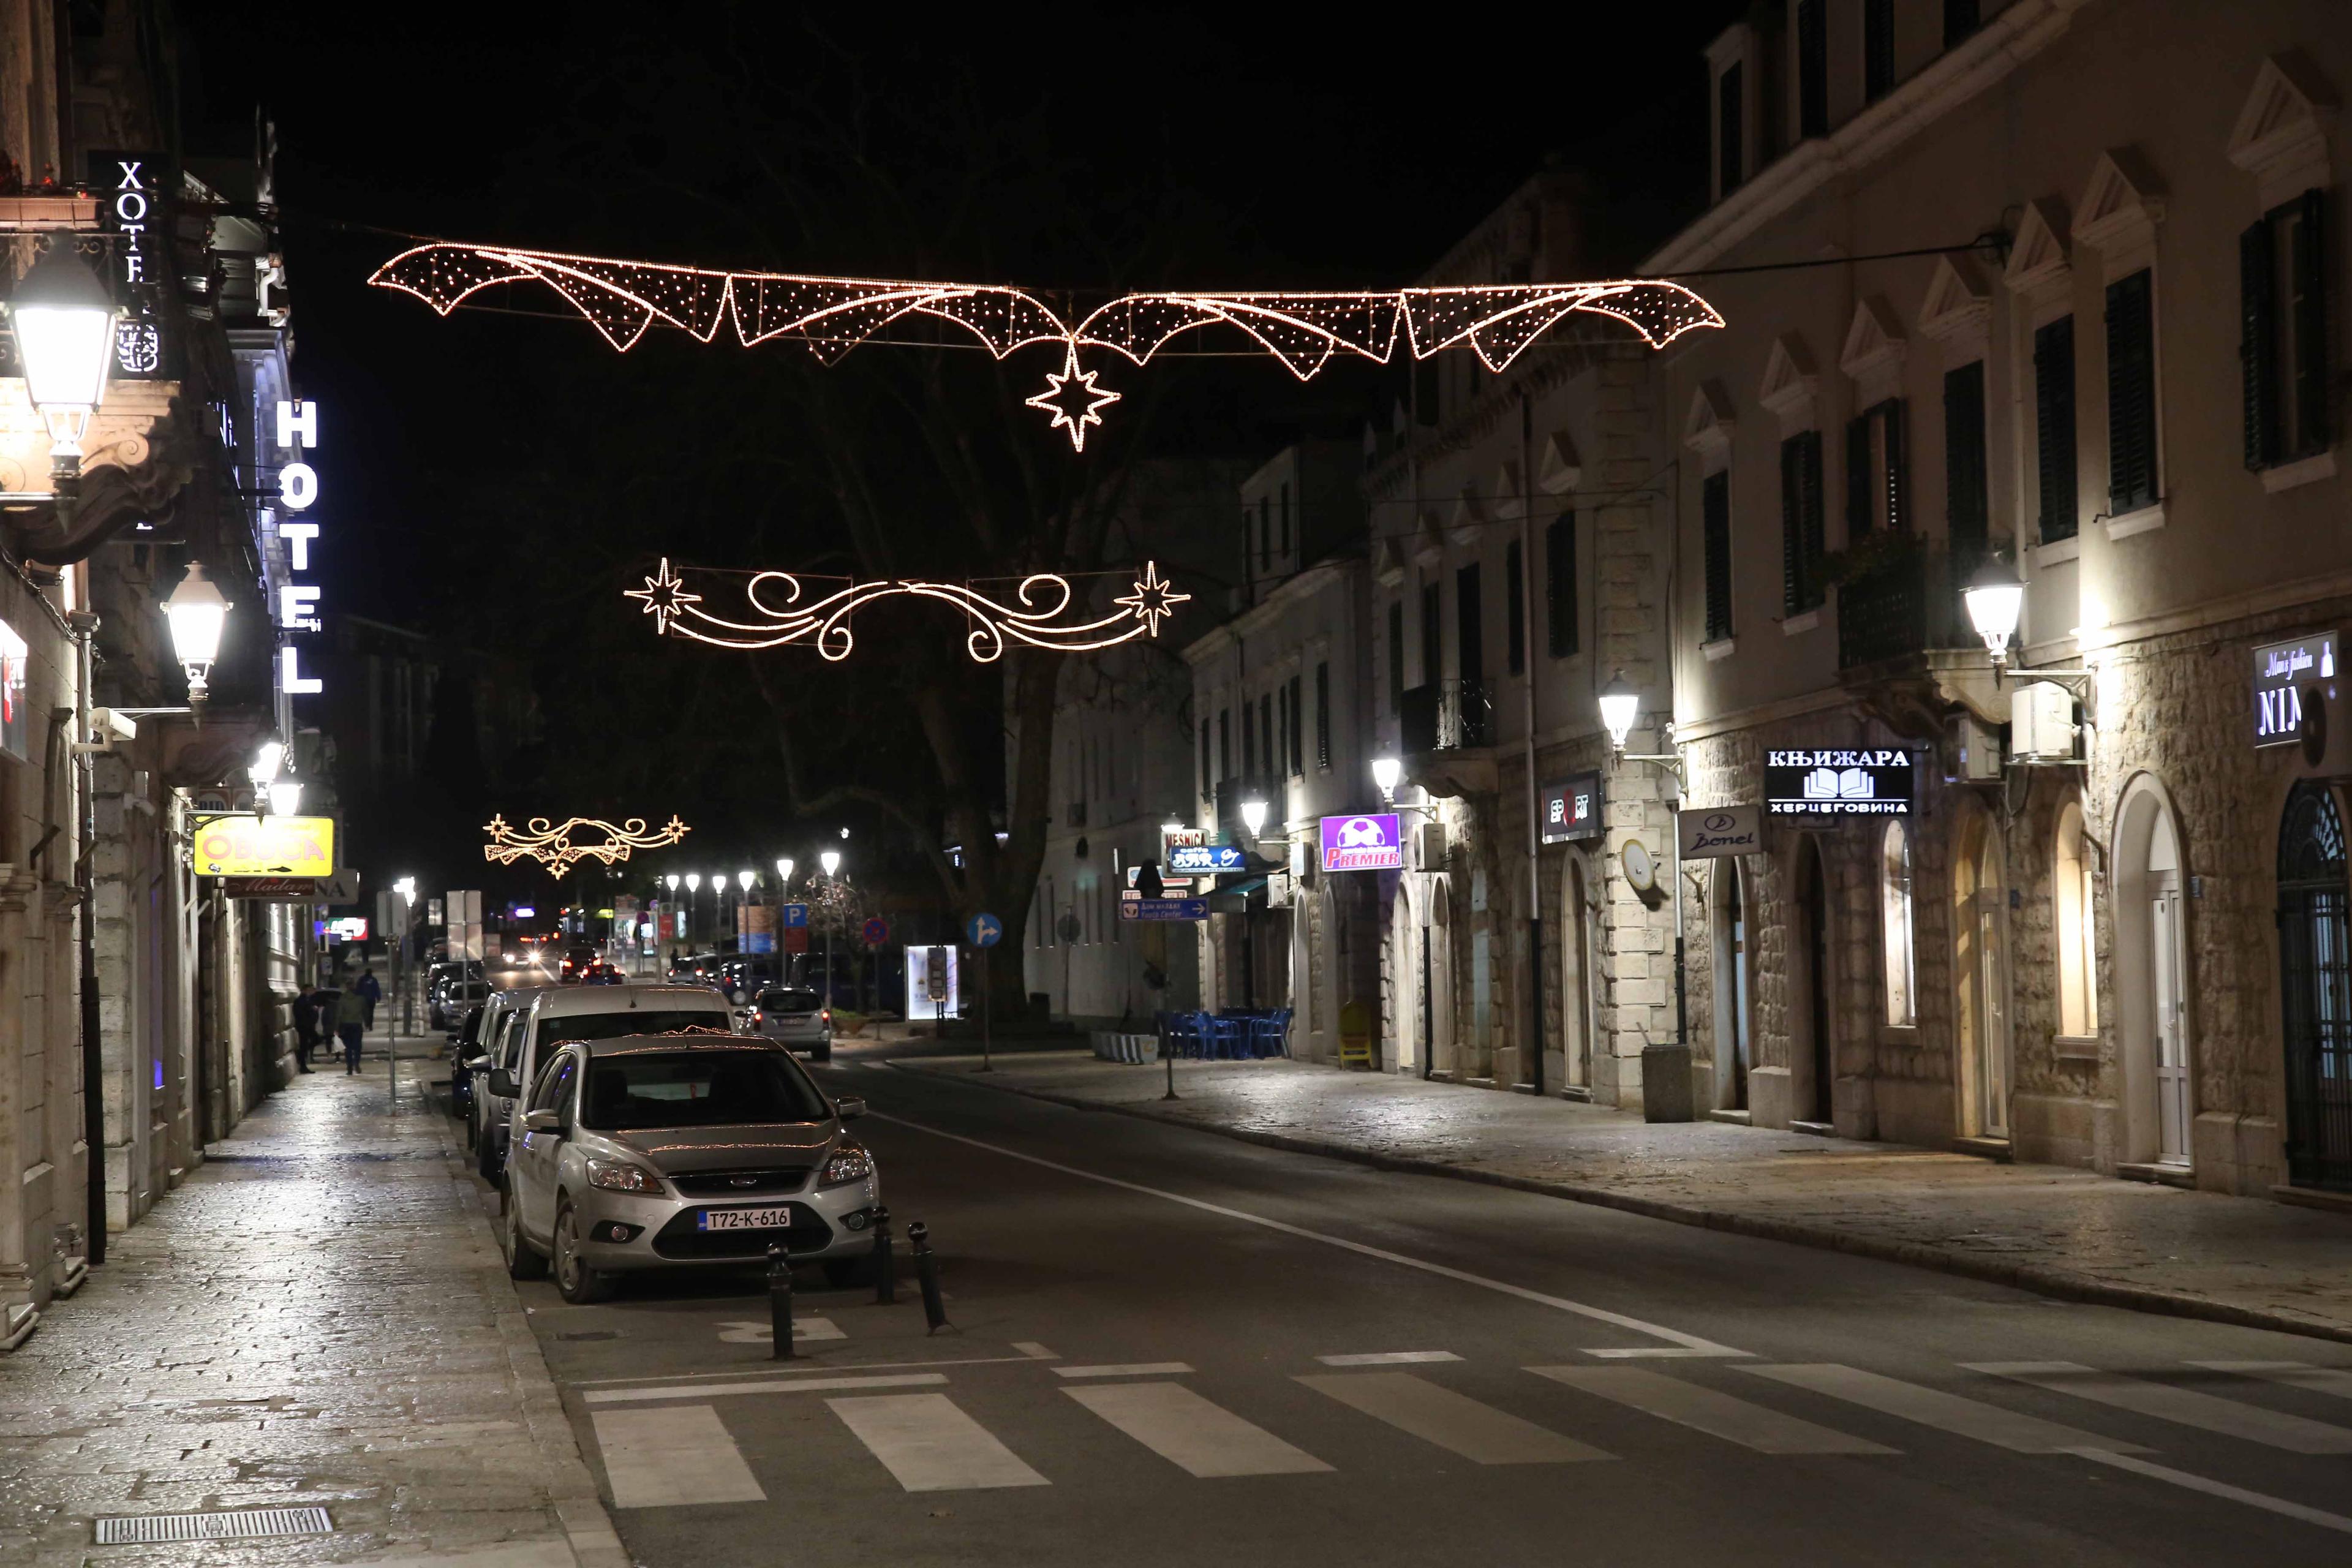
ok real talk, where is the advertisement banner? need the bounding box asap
[1319,813,1404,872]
[744,903,777,955]
[1762,750,1915,818]
[1169,843,1245,875]
[1540,772,1603,843]
[192,813,336,877]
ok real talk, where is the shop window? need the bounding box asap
[1882,820,1917,1027]
[2056,802,2099,1037]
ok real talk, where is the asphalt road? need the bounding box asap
[496,1039,2352,1567]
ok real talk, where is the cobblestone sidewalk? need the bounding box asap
[893,1048,2352,1345]
[0,1035,625,1568]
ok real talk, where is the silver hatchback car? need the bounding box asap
[501,1033,881,1303]
[749,986,834,1061]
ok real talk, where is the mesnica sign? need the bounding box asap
[1762,749,1914,817]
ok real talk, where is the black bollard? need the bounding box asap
[766,1243,796,1359]
[869,1205,895,1306]
[908,1221,949,1333]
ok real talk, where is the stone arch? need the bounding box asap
[1951,797,2011,1139]
[2111,771,2192,1166]
[1708,854,1754,1110]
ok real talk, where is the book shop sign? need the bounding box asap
[1763,749,1914,818]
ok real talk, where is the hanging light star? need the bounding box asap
[484,813,692,876]
[1113,560,1190,636]
[1023,347,1121,451]
[624,557,701,634]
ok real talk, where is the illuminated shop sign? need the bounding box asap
[1540,771,1602,843]
[1762,749,1914,817]
[0,617,25,762]
[275,399,325,697]
[1320,812,1404,871]
[2253,631,2337,748]
[89,151,168,378]
[191,813,336,877]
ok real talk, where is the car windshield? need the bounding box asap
[581,1050,830,1129]
[759,989,821,1014]
[539,1010,728,1047]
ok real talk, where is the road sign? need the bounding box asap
[780,903,809,928]
[1168,843,1245,874]
[1118,897,1209,922]
[783,927,809,954]
[862,916,890,947]
[966,911,1002,948]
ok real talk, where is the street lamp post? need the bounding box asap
[1374,756,1438,1079]
[820,850,841,1009]
[160,562,232,704]
[391,875,417,1112]
[685,872,702,948]
[1599,671,1692,1110]
[1238,797,1268,1009]
[12,239,118,487]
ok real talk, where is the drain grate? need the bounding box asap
[95,1506,333,1544]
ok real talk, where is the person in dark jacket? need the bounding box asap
[334,985,368,1074]
[355,968,383,1028]
[292,986,322,1072]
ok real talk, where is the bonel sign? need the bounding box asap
[191,814,336,877]
[1762,750,1914,817]
[1678,805,1763,859]
[1540,771,1602,843]
[2253,630,2338,748]
[1320,812,1403,871]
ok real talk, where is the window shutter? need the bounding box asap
[2293,187,2329,456]
[1845,414,1871,537]
[2034,316,2078,541]
[1864,0,1895,100]
[1456,564,1484,685]
[1259,695,1273,785]
[2105,269,2157,515]
[1796,0,1828,137]
[1546,514,1578,657]
[1387,601,1405,710]
[1880,399,1909,532]
[1943,361,1988,567]
[1703,470,1733,642]
[1717,62,1743,195]
[1799,432,1825,605]
[1506,538,1526,675]
[1314,662,1330,769]
[1942,0,1980,47]
[1289,674,1304,774]
[1781,437,1804,617]
[2241,217,2279,469]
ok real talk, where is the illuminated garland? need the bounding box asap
[370,242,1724,448]
[625,557,1188,662]
[484,813,691,875]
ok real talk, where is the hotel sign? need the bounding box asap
[1763,750,1914,817]
[2253,631,2337,748]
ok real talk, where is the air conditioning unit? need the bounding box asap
[1947,711,2002,782]
[2008,680,2077,762]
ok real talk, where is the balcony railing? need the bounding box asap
[1400,678,1493,753]
[1836,544,1968,671]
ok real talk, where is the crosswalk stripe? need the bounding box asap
[827,1393,1050,1491]
[2188,1361,2352,1402]
[1298,1373,1610,1463]
[1740,1365,2145,1453]
[591,1405,766,1507]
[1316,1351,1463,1366]
[1529,1365,1896,1454]
[1053,1362,1194,1379]
[2070,1448,2352,1536]
[584,1371,946,1405]
[1967,1362,2352,1453]
[1064,1381,1334,1477]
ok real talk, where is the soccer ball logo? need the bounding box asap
[1334,816,1389,849]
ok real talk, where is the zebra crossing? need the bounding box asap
[582,1352,2352,1532]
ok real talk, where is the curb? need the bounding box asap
[888,1060,2352,1351]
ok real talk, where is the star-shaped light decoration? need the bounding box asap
[1112,560,1191,638]
[624,557,702,635]
[1024,344,1121,451]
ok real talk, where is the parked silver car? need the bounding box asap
[499,1033,880,1303]
[476,984,732,1182]
[749,986,833,1061]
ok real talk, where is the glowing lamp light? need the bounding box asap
[1159,819,1185,836]
[247,741,285,788]
[1598,671,1641,754]
[1963,557,2026,663]
[665,874,680,892]
[1370,756,1402,798]
[737,869,755,891]
[267,780,302,816]
[685,873,702,892]
[160,560,231,701]
[820,850,842,878]
[393,876,417,902]
[11,240,117,466]
[1240,798,1269,837]
[775,857,793,885]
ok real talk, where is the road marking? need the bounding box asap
[2188,1361,2352,1402]
[1529,1365,1896,1454]
[585,1372,947,1405]
[1740,1365,2144,1453]
[717,1316,844,1344]
[1583,1346,1758,1360]
[828,1393,1050,1491]
[2067,1447,2352,1536]
[573,1354,1039,1387]
[1316,1351,1463,1366]
[1298,1372,1610,1464]
[1012,1341,1059,1360]
[1967,1362,2352,1453]
[869,1111,1748,1359]
[1064,1382,1334,1477]
[590,1405,765,1507]
[1052,1362,1195,1378]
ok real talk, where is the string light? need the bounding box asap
[625,556,1189,662]
[483,813,692,876]
[371,242,1725,449]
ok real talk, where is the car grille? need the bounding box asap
[667,1166,812,1197]
[652,1203,833,1259]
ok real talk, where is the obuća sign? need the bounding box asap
[1763,749,1915,817]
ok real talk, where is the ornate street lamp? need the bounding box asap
[1962,557,2027,668]
[1370,756,1402,802]
[11,241,117,479]
[1598,671,1642,755]
[160,561,231,702]
[1240,797,1268,838]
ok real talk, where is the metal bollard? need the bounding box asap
[908,1221,949,1333]
[766,1243,796,1359]
[870,1205,895,1306]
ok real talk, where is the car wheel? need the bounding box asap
[823,1254,873,1289]
[504,1186,548,1281]
[552,1202,612,1304]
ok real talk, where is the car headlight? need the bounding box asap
[586,1158,663,1194]
[818,1141,873,1188]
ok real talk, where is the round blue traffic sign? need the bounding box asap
[966,912,1003,948]
[862,916,891,948]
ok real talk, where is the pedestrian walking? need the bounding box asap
[334,984,368,1074]
[355,967,383,1029]
[292,985,322,1072]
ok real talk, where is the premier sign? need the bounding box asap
[1320,813,1403,872]
[2253,631,2337,748]
[1763,750,1914,817]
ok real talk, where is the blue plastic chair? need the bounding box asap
[1210,1014,1246,1059]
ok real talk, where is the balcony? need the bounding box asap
[1836,543,1970,674]
[1400,679,1496,798]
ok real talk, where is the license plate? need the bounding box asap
[698,1207,793,1232]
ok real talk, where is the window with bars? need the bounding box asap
[1505,540,1526,675]
[1863,0,1895,101]
[1314,662,1330,769]
[1717,60,1744,196]
[1546,513,1577,657]
[1779,430,1825,616]
[1843,399,1908,537]
[2034,315,2079,542]
[2241,189,2331,470]
[2105,268,2160,516]
[1702,470,1733,643]
[1944,360,1989,567]
[1796,0,1827,138]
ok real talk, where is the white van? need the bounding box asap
[480,985,732,1180]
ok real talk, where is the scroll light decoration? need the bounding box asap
[625,557,1189,662]
[483,813,691,876]
[370,241,1725,450]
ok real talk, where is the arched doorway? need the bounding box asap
[1561,857,1594,1091]
[1709,858,1752,1110]
[1430,881,1457,1076]
[1790,838,1835,1125]
[1388,883,1417,1072]
[2278,781,2352,1190]
[1953,810,2011,1139]
[2113,778,2190,1166]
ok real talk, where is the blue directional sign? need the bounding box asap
[1118,897,1210,922]
[1167,843,1245,875]
[779,903,809,928]
[966,911,1003,948]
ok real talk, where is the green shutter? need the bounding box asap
[2241,217,2279,469]
[2034,316,2078,541]
[1800,432,1825,606]
[1943,361,1988,568]
[1880,399,1909,532]
[2105,269,2158,515]
[1703,471,1733,642]
[1845,414,1871,537]
[2293,187,2329,457]
[1781,437,1805,617]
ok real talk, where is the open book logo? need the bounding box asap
[1802,766,1877,801]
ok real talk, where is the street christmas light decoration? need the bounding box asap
[370,241,1724,450]
[626,556,1189,662]
[481,813,692,876]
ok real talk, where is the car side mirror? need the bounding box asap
[834,1095,866,1121]
[489,1068,519,1099]
[522,1108,563,1135]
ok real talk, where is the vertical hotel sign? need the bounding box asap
[275,399,325,697]
[88,151,167,378]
